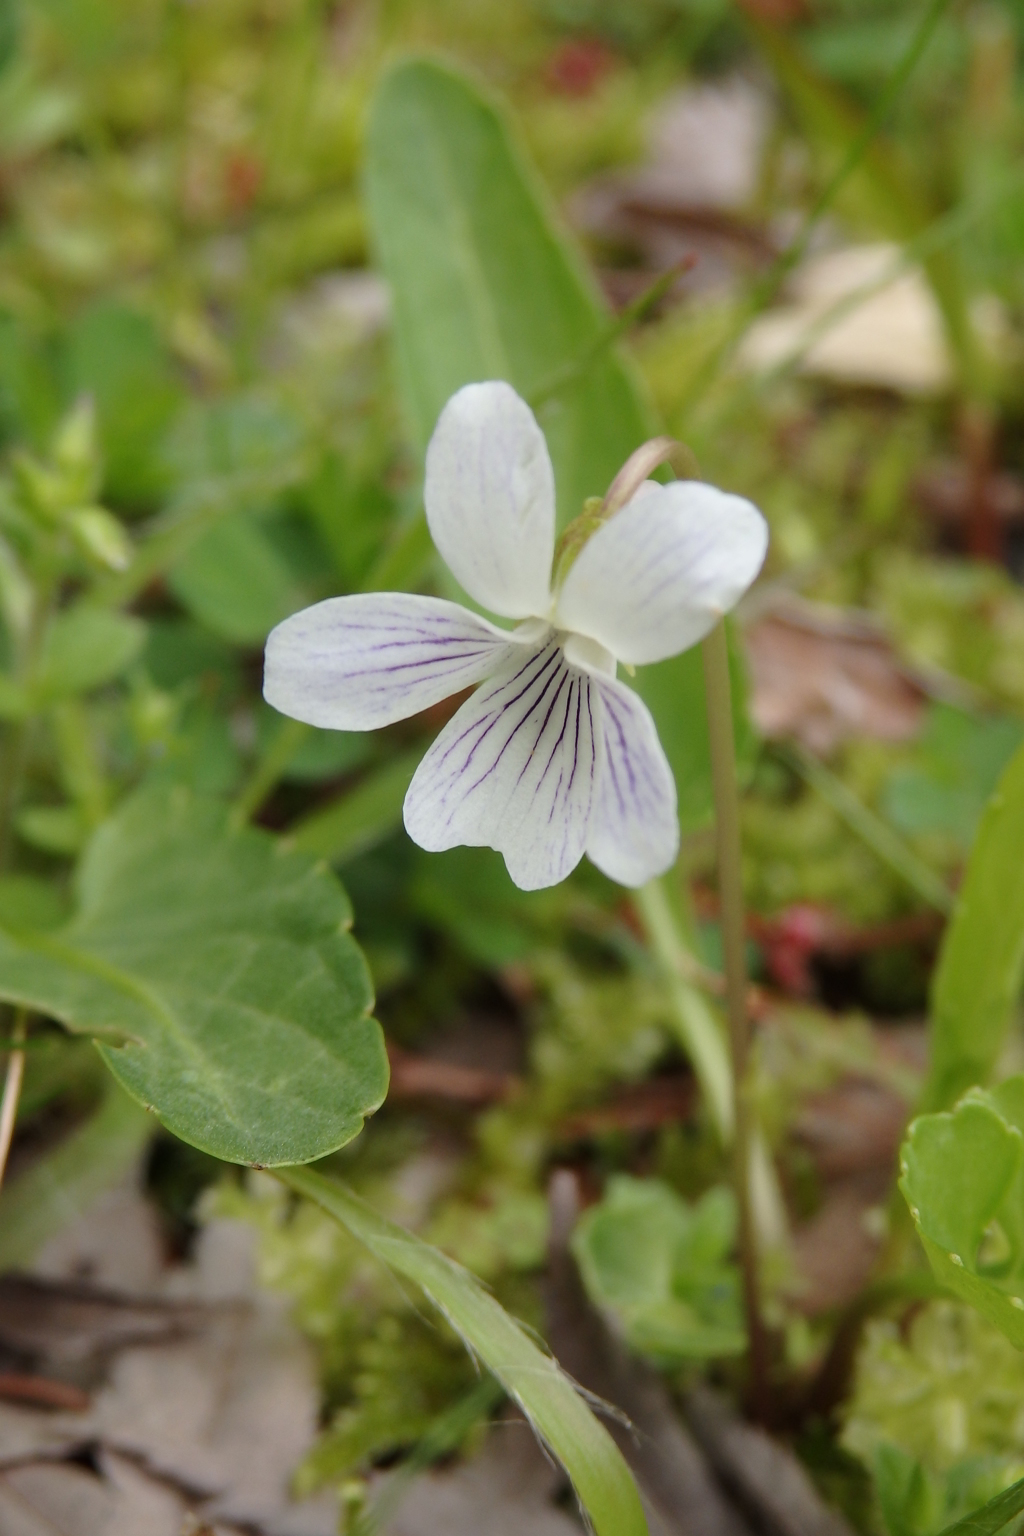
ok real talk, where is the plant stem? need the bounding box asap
[701,620,770,1417]
[0,1009,27,1191]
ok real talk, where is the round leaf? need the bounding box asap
[0,786,388,1165]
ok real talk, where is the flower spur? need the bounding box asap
[264,381,768,891]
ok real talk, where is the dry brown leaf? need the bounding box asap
[740,245,954,394]
[0,1273,206,1365]
[744,598,927,754]
[0,1177,340,1536]
[0,1453,194,1536]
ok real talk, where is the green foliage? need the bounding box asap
[0,785,388,1165]
[365,56,653,499]
[168,514,303,646]
[0,0,1022,1519]
[572,1175,745,1362]
[900,1080,1024,1344]
[213,1172,497,1490]
[876,555,1024,717]
[536,0,735,61]
[36,606,144,701]
[281,1164,649,1536]
[299,1308,480,1488]
[291,746,424,868]
[844,1301,1024,1536]
[64,302,184,508]
[924,742,1024,1110]
[938,1473,1024,1536]
[884,705,1024,853]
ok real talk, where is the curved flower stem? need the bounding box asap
[0,1009,28,1192]
[702,620,770,1419]
[602,437,701,516]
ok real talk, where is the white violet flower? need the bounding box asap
[264,381,768,891]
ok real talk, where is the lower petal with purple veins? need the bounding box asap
[586,675,678,886]
[403,638,600,891]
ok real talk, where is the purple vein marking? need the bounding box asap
[461,653,566,800]
[329,646,497,683]
[435,644,559,776]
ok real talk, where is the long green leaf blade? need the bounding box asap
[365,55,653,515]
[924,741,1024,1110]
[364,55,741,832]
[279,1164,648,1536]
[936,1474,1024,1536]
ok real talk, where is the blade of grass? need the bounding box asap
[277,1165,649,1536]
[936,1474,1024,1536]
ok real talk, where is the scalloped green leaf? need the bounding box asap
[571,1175,745,1362]
[900,1086,1024,1348]
[0,786,388,1166]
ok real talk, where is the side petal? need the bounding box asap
[264,593,521,730]
[587,675,678,886]
[555,480,768,665]
[404,637,599,891]
[425,381,556,620]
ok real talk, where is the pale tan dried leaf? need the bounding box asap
[744,599,926,754]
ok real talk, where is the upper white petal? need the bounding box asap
[554,480,768,666]
[264,592,522,730]
[424,381,556,620]
[586,674,679,887]
[403,636,598,891]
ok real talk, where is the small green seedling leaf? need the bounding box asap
[279,1165,649,1536]
[900,1084,1024,1347]
[572,1176,745,1362]
[0,785,388,1166]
